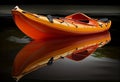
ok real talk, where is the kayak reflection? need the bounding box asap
[12,31,111,81]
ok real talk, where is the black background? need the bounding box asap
[0,0,119,5]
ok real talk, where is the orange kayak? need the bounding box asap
[12,31,111,81]
[11,6,111,40]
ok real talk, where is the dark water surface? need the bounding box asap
[0,5,120,82]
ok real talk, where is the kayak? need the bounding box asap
[12,31,111,81]
[11,6,111,40]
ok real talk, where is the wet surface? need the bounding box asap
[0,5,120,82]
